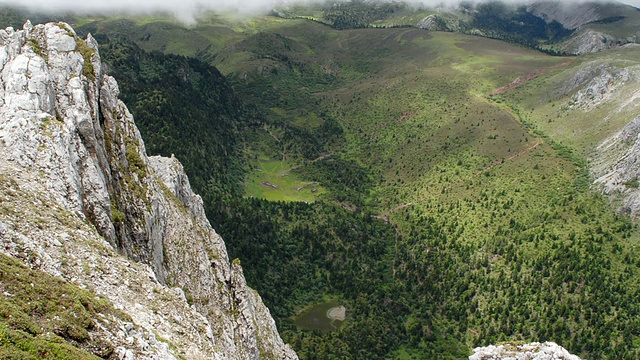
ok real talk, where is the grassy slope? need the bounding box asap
[499,46,640,154]
[0,253,126,359]
[71,13,640,358]
[244,158,327,202]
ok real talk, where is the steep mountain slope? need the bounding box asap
[527,1,606,30]
[98,39,250,201]
[0,21,296,359]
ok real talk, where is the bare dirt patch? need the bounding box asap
[493,61,572,95]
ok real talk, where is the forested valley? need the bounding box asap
[90,16,640,359]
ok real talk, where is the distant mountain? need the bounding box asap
[274,0,640,54]
[1,0,638,55]
[528,1,640,53]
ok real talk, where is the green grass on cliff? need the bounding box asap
[0,253,126,359]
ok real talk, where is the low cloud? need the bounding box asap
[1,0,638,23]
[0,0,278,23]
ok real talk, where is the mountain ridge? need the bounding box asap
[270,0,640,54]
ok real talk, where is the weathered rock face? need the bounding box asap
[0,20,297,359]
[575,62,640,217]
[469,342,581,360]
[562,28,618,55]
[562,62,639,110]
[417,15,444,31]
[594,113,640,217]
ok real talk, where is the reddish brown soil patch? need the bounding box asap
[493,61,571,95]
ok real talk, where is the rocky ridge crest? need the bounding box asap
[469,341,581,360]
[0,20,297,359]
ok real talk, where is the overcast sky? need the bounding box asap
[2,0,639,23]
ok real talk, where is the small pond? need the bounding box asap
[294,301,346,331]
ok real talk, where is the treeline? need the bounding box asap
[470,3,573,45]
[322,0,406,30]
[294,155,374,207]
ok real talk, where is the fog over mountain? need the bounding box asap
[1,0,638,23]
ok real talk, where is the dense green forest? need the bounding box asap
[97,37,470,358]
[469,3,573,49]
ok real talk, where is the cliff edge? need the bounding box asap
[0,20,297,359]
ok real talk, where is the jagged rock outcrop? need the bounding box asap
[562,62,639,109]
[594,114,640,217]
[417,15,444,31]
[0,20,297,359]
[561,29,617,55]
[470,342,581,360]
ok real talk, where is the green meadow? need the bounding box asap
[245,157,326,202]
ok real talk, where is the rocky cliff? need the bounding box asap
[0,20,297,359]
[574,60,640,218]
[594,112,640,217]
